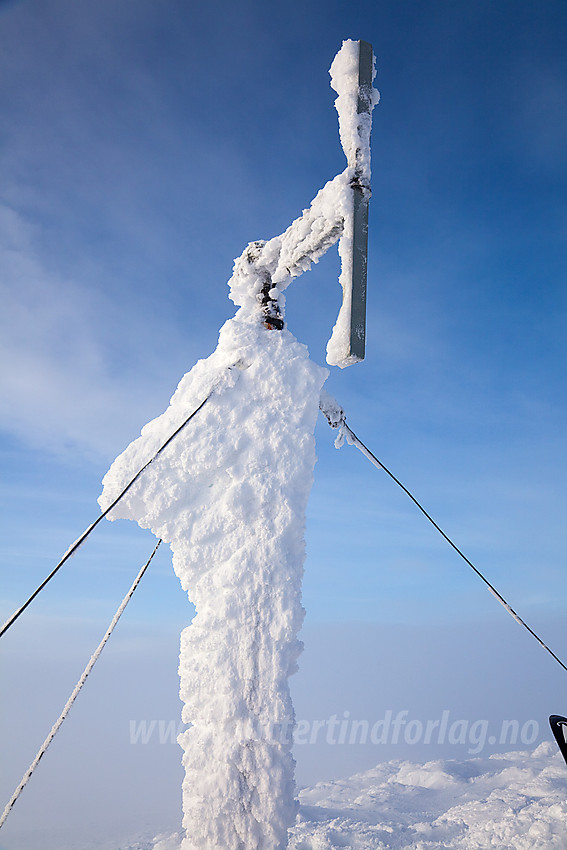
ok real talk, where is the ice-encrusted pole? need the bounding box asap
[99,40,377,850]
[326,39,378,368]
[327,39,375,365]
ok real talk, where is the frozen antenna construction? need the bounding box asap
[99,39,378,850]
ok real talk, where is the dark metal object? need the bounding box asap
[260,270,284,331]
[348,40,373,362]
[350,182,369,360]
[550,715,567,766]
[246,240,285,331]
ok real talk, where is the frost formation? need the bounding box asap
[99,39,377,850]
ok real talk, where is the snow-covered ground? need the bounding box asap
[148,744,567,850]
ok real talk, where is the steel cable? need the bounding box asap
[320,398,567,675]
[0,539,162,830]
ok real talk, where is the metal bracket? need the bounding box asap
[348,40,373,362]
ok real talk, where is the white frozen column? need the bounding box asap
[99,39,378,850]
[100,322,326,850]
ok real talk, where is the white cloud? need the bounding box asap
[0,203,192,459]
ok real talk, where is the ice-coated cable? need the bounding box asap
[0,539,162,831]
[319,394,567,676]
[1,389,216,639]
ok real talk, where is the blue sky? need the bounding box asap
[1,0,567,846]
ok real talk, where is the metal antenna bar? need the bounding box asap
[348,40,373,363]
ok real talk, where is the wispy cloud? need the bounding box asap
[0,203,194,458]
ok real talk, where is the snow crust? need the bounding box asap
[150,745,567,849]
[289,744,567,849]
[99,317,327,850]
[151,745,567,849]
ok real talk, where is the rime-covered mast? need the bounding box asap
[99,40,377,850]
[326,39,377,366]
[226,39,378,368]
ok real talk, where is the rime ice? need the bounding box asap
[326,40,379,369]
[224,39,379,371]
[99,38,377,850]
[329,39,379,179]
[100,320,327,849]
